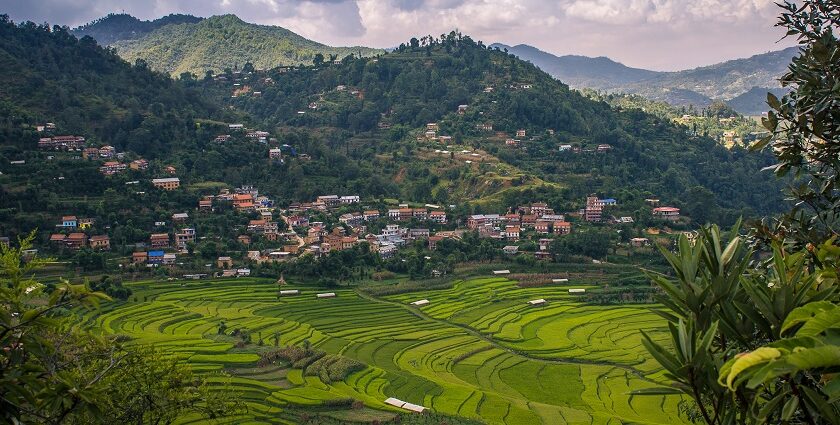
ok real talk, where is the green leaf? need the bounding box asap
[782,301,840,336]
[720,347,782,390]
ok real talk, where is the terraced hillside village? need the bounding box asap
[2,8,832,425]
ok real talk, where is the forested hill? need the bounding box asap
[497,43,797,115]
[211,33,785,223]
[108,14,384,75]
[71,13,203,45]
[0,17,233,156]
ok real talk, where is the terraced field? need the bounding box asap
[76,276,686,424]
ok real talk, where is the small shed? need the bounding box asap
[316,292,336,298]
[279,290,300,296]
[528,299,547,306]
[410,299,430,306]
[493,270,510,275]
[552,278,569,283]
[568,288,586,294]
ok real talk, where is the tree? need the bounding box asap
[752,1,840,252]
[0,234,244,423]
[643,3,840,423]
[312,53,324,67]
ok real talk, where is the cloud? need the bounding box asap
[0,0,794,70]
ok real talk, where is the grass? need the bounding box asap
[76,275,687,424]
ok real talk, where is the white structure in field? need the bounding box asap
[493,270,510,275]
[316,292,336,298]
[568,288,586,294]
[279,290,300,296]
[552,278,569,283]
[410,299,430,306]
[528,299,547,306]
[384,397,426,413]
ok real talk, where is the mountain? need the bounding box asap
[209,34,785,222]
[490,43,659,89]
[0,17,230,156]
[496,43,797,114]
[102,14,384,75]
[71,13,203,45]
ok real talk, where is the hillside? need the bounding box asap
[71,13,203,45]
[109,14,385,75]
[498,43,797,114]
[491,43,659,89]
[0,17,230,156]
[209,33,785,224]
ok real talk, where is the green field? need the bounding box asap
[76,276,686,424]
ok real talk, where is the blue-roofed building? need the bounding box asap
[148,250,165,264]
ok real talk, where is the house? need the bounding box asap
[429,211,447,223]
[175,228,195,250]
[398,208,413,221]
[516,129,526,137]
[476,123,493,131]
[232,194,254,211]
[238,235,252,245]
[145,250,164,265]
[248,219,269,233]
[388,209,401,220]
[50,234,66,245]
[535,220,551,234]
[65,233,87,250]
[132,251,148,264]
[553,221,572,235]
[82,147,99,159]
[412,209,428,220]
[164,166,176,175]
[596,144,612,153]
[99,161,126,175]
[504,225,521,240]
[558,144,573,151]
[288,216,309,227]
[584,205,602,223]
[428,235,443,250]
[505,138,519,147]
[409,229,430,239]
[426,123,439,131]
[129,159,149,170]
[425,130,437,139]
[89,235,110,250]
[269,148,283,159]
[530,202,552,216]
[538,238,552,251]
[339,213,364,227]
[457,104,468,114]
[229,124,244,131]
[98,145,116,158]
[521,214,537,228]
[198,199,213,211]
[163,253,177,265]
[172,212,189,222]
[215,134,231,143]
[363,210,380,221]
[316,195,340,207]
[630,237,651,247]
[61,216,77,228]
[503,245,519,255]
[653,207,681,221]
[339,195,360,204]
[617,216,634,223]
[149,233,170,249]
[217,256,233,269]
[152,177,180,190]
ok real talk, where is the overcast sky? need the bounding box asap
[1,0,796,71]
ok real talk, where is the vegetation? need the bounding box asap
[110,15,384,75]
[640,2,840,423]
[71,13,203,45]
[0,234,243,423]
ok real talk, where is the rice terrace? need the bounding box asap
[74,266,686,425]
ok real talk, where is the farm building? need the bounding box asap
[384,398,426,413]
[528,299,547,306]
[493,270,510,275]
[279,290,300,296]
[552,278,569,283]
[410,299,430,306]
[568,288,586,294]
[316,292,336,298]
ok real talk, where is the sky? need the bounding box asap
[1,0,797,71]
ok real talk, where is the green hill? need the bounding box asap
[110,14,385,75]
[0,17,231,156]
[211,33,785,223]
[71,13,203,45]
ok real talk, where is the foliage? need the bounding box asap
[640,225,839,424]
[752,1,840,252]
[0,233,243,423]
[111,14,384,75]
[71,13,203,45]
